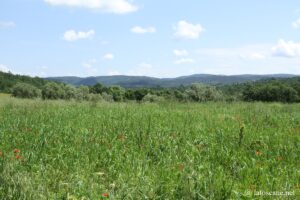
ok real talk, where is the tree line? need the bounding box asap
[1,71,300,103]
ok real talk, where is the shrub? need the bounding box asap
[102,92,114,102]
[185,83,223,102]
[142,93,164,103]
[243,83,299,103]
[88,93,103,103]
[108,86,125,102]
[63,85,76,100]
[42,82,66,100]
[75,86,90,101]
[12,83,41,99]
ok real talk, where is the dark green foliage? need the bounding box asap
[12,83,41,99]
[107,86,125,102]
[41,82,67,100]
[0,71,48,93]
[242,79,300,103]
[90,83,104,94]
[2,71,300,103]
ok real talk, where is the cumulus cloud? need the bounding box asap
[108,70,121,75]
[103,53,114,60]
[239,53,266,60]
[128,63,153,76]
[292,19,300,29]
[131,26,156,34]
[174,20,204,39]
[82,59,98,75]
[272,39,300,58]
[44,0,137,14]
[174,58,195,65]
[173,49,189,57]
[63,30,95,41]
[0,64,11,73]
[82,59,97,67]
[0,21,15,28]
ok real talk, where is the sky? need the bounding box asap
[1,0,300,78]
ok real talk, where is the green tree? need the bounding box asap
[12,83,41,99]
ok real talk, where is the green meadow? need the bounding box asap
[0,95,299,199]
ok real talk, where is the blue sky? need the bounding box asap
[1,0,300,77]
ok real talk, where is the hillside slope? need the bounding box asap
[46,74,298,88]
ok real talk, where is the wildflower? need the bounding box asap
[117,134,125,141]
[255,151,262,156]
[15,154,21,159]
[178,164,185,171]
[277,156,283,161]
[13,149,20,154]
[249,184,256,190]
[95,172,105,176]
[102,193,109,197]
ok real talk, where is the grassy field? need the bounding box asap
[0,95,299,199]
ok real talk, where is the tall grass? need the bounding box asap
[0,96,299,199]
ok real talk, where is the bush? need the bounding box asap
[12,83,41,99]
[42,82,66,100]
[142,93,164,103]
[185,83,223,102]
[74,86,90,101]
[108,86,125,102]
[243,83,299,103]
[87,93,103,103]
[102,92,114,102]
[63,85,76,100]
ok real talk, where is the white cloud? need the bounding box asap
[239,53,266,60]
[0,64,11,73]
[174,20,204,39]
[103,53,114,60]
[63,30,95,41]
[173,49,189,57]
[272,39,300,58]
[82,59,98,75]
[128,63,153,76]
[292,18,300,29]
[40,65,48,70]
[248,53,266,60]
[107,70,121,76]
[45,0,137,14]
[131,26,156,34]
[0,21,15,28]
[174,58,195,65]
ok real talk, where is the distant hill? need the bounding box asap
[46,74,298,88]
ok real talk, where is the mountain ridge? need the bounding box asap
[46,74,299,88]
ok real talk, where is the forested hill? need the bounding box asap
[46,74,297,88]
[0,71,49,93]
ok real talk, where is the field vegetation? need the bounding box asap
[0,95,299,199]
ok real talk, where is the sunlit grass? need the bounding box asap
[0,97,299,199]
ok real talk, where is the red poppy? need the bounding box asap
[15,154,21,159]
[13,149,20,154]
[102,193,109,197]
[255,151,262,156]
